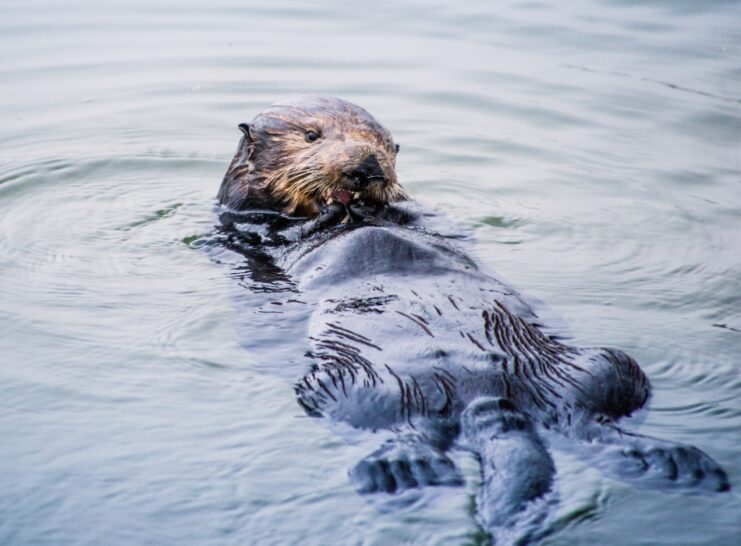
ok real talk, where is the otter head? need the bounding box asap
[217,95,407,217]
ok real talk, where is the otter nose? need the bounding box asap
[349,154,386,187]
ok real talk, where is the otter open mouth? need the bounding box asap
[326,190,361,206]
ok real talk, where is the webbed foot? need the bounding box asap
[575,423,730,493]
[615,436,729,492]
[350,434,463,494]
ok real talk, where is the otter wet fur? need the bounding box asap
[214,95,729,541]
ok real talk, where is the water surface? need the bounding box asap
[1,0,740,544]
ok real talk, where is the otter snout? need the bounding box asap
[345,154,387,189]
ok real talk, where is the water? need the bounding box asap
[1,0,740,544]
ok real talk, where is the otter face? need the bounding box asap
[219,95,407,217]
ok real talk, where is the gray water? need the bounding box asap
[1,0,740,544]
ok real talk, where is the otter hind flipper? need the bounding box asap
[349,434,464,494]
[579,426,730,493]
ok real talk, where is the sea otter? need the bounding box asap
[215,95,729,537]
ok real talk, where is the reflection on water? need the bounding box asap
[1,0,739,544]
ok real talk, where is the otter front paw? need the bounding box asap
[346,199,382,222]
[300,201,347,237]
[350,436,463,494]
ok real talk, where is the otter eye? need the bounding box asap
[305,130,320,143]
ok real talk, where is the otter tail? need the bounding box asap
[461,397,556,532]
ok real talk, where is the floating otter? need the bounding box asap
[215,95,729,538]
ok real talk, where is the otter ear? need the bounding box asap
[238,123,256,143]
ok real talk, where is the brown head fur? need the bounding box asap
[217,96,407,217]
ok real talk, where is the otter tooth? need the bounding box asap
[327,198,334,204]
[353,192,361,199]
[341,214,351,224]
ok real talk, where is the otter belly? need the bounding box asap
[284,224,649,432]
